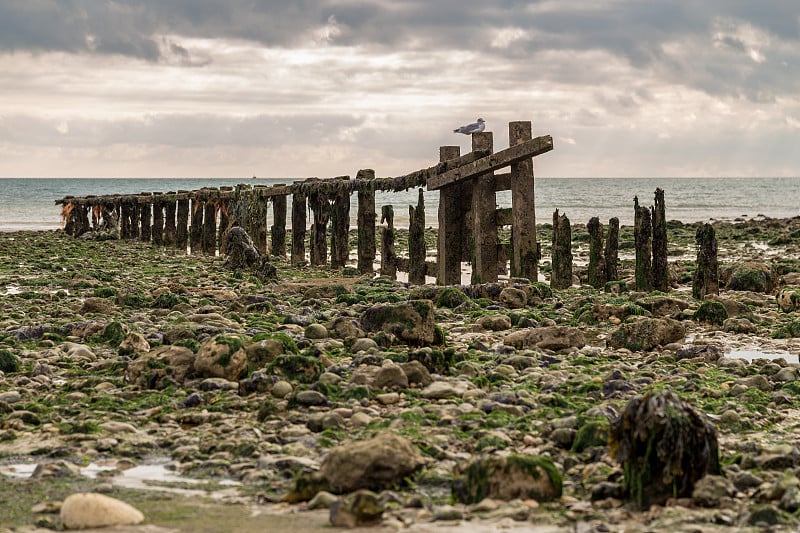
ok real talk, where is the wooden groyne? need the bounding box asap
[57,120,555,286]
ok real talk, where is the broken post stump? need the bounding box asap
[408,189,426,285]
[652,188,668,292]
[634,196,652,292]
[380,205,397,279]
[604,217,619,282]
[551,209,573,290]
[271,190,287,258]
[587,216,605,289]
[693,223,719,300]
[470,132,498,284]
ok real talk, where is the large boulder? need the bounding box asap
[722,261,778,294]
[194,335,248,382]
[60,493,144,530]
[361,300,437,346]
[126,345,196,388]
[452,455,562,504]
[607,318,685,352]
[320,432,426,493]
[503,326,585,351]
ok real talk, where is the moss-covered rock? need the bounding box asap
[0,349,21,373]
[435,286,470,309]
[361,299,436,346]
[268,354,325,384]
[777,288,800,313]
[194,335,248,381]
[722,261,778,294]
[607,318,685,352]
[694,300,729,326]
[452,455,562,504]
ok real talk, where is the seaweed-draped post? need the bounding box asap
[291,189,307,265]
[202,189,217,255]
[271,187,287,258]
[139,193,152,242]
[330,176,350,269]
[189,195,203,254]
[587,216,605,289]
[408,189,426,285]
[634,196,652,291]
[380,205,397,279]
[152,195,164,246]
[652,188,668,292]
[604,217,619,282]
[309,185,330,266]
[176,191,190,251]
[551,209,573,290]
[693,223,719,299]
[356,169,377,275]
[163,193,177,248]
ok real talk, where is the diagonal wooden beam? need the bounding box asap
[426,134,553,190]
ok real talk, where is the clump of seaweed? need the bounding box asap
[608,389,720,510]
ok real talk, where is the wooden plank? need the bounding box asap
[427,135,553,190]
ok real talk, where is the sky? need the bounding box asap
[0,1,798,179]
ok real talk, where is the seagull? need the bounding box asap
[453,118,485,135]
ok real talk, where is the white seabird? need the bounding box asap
[453,118,485,135]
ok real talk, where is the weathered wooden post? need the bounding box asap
[176,191,190,251]
[163,194,177,247]
[551,209,573,290]
[291,190,307,265]
[120,198,132,239]
[309,189,330,266]
[139,194,151,242]
[470,132,497,284]
[652,188,668,292]
[330,176,351,269]
[381,205,397,279]
[437,146,463,285]
[190,196,203,254]
[271,189,287,258]
[129,197,140,240]
[217,188,232,255]
[604,217,620,282]
[152,195,164,246]
[357,169,377,274]
[634,196,652,291]
[510,121,538,281]
[587,216,605,289]
[251,192,269,255]
[409,189,426,285]
[693,223,719,299]
[202,192,217,255]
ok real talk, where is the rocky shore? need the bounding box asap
[1,216,800,532]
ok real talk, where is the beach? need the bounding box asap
[2,215,800,532]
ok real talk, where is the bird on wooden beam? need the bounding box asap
[453,118,485,135]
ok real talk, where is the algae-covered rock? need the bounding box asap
[607,317,685,352]
[777,288,800,313]
[0,349,21,374]
[361,300,436,346]
[503,326,585,351]
[452,455,562,504]
[126,345,196,388]
[693,300,728,326]
[329,490,384,528]
[268,353,325,384]
[722,261,778,294]
[435,286,470,308]
[609,389,720,510]
[320,432,426,493]
[194,335,248,382]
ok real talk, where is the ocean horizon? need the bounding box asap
[1,176,799,232]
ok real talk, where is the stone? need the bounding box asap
[305,323,329,339]
[117,332,150,356]
[125,345,196,389]
[503,326,586,351]
[421,381,468,400]
[452,455,562,504]
[329,490,384,527]
[722,261,778,293]
[373,362,409,389]
[478,314,512,331]
[499,287,527,309]
[79,297,117,315]
[350,337,378,353]
[607,318,685,352]
[60,492,144,530]
[361,300,437,346]
[245,339,285,367]
[307,490,339,510]
[295,390,328,406]
[194,336,248,382]
[399,360,433,387]
[692,474,734,507]
[320,432,426,493]
[271,380,293,398]
[777,288,800,312]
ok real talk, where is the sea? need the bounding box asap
[1,177,799,232]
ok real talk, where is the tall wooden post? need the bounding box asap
[357,169,377,274]
[190,197,203,253]
[634,196,653,291]
[163,195,177,247]
[437,146,462,285]
[309,191,329,266]
[509,121,538,281]
[409,189,426,285]
[202,194,217,255]
[693,223,719,300]
[652,188,668,292]
[217,188,232,255]
[604,217,619,282]
[380,205,397,279]
[551,210,573,290]
[291,192,307,265]
[129,198,140,240]
[120,199,132,239]
[330,177,351,269]
[152,196,164,246]
[587,216,605,289]
[250,194,269,255]
[470,132,497,284]
[176,192,190,251]
[271,190,287,258]
[139,195,151,242]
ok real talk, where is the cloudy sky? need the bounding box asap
[0,1,798,179]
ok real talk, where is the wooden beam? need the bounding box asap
[427,135,553,190]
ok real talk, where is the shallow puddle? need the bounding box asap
[727,349,798,364]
